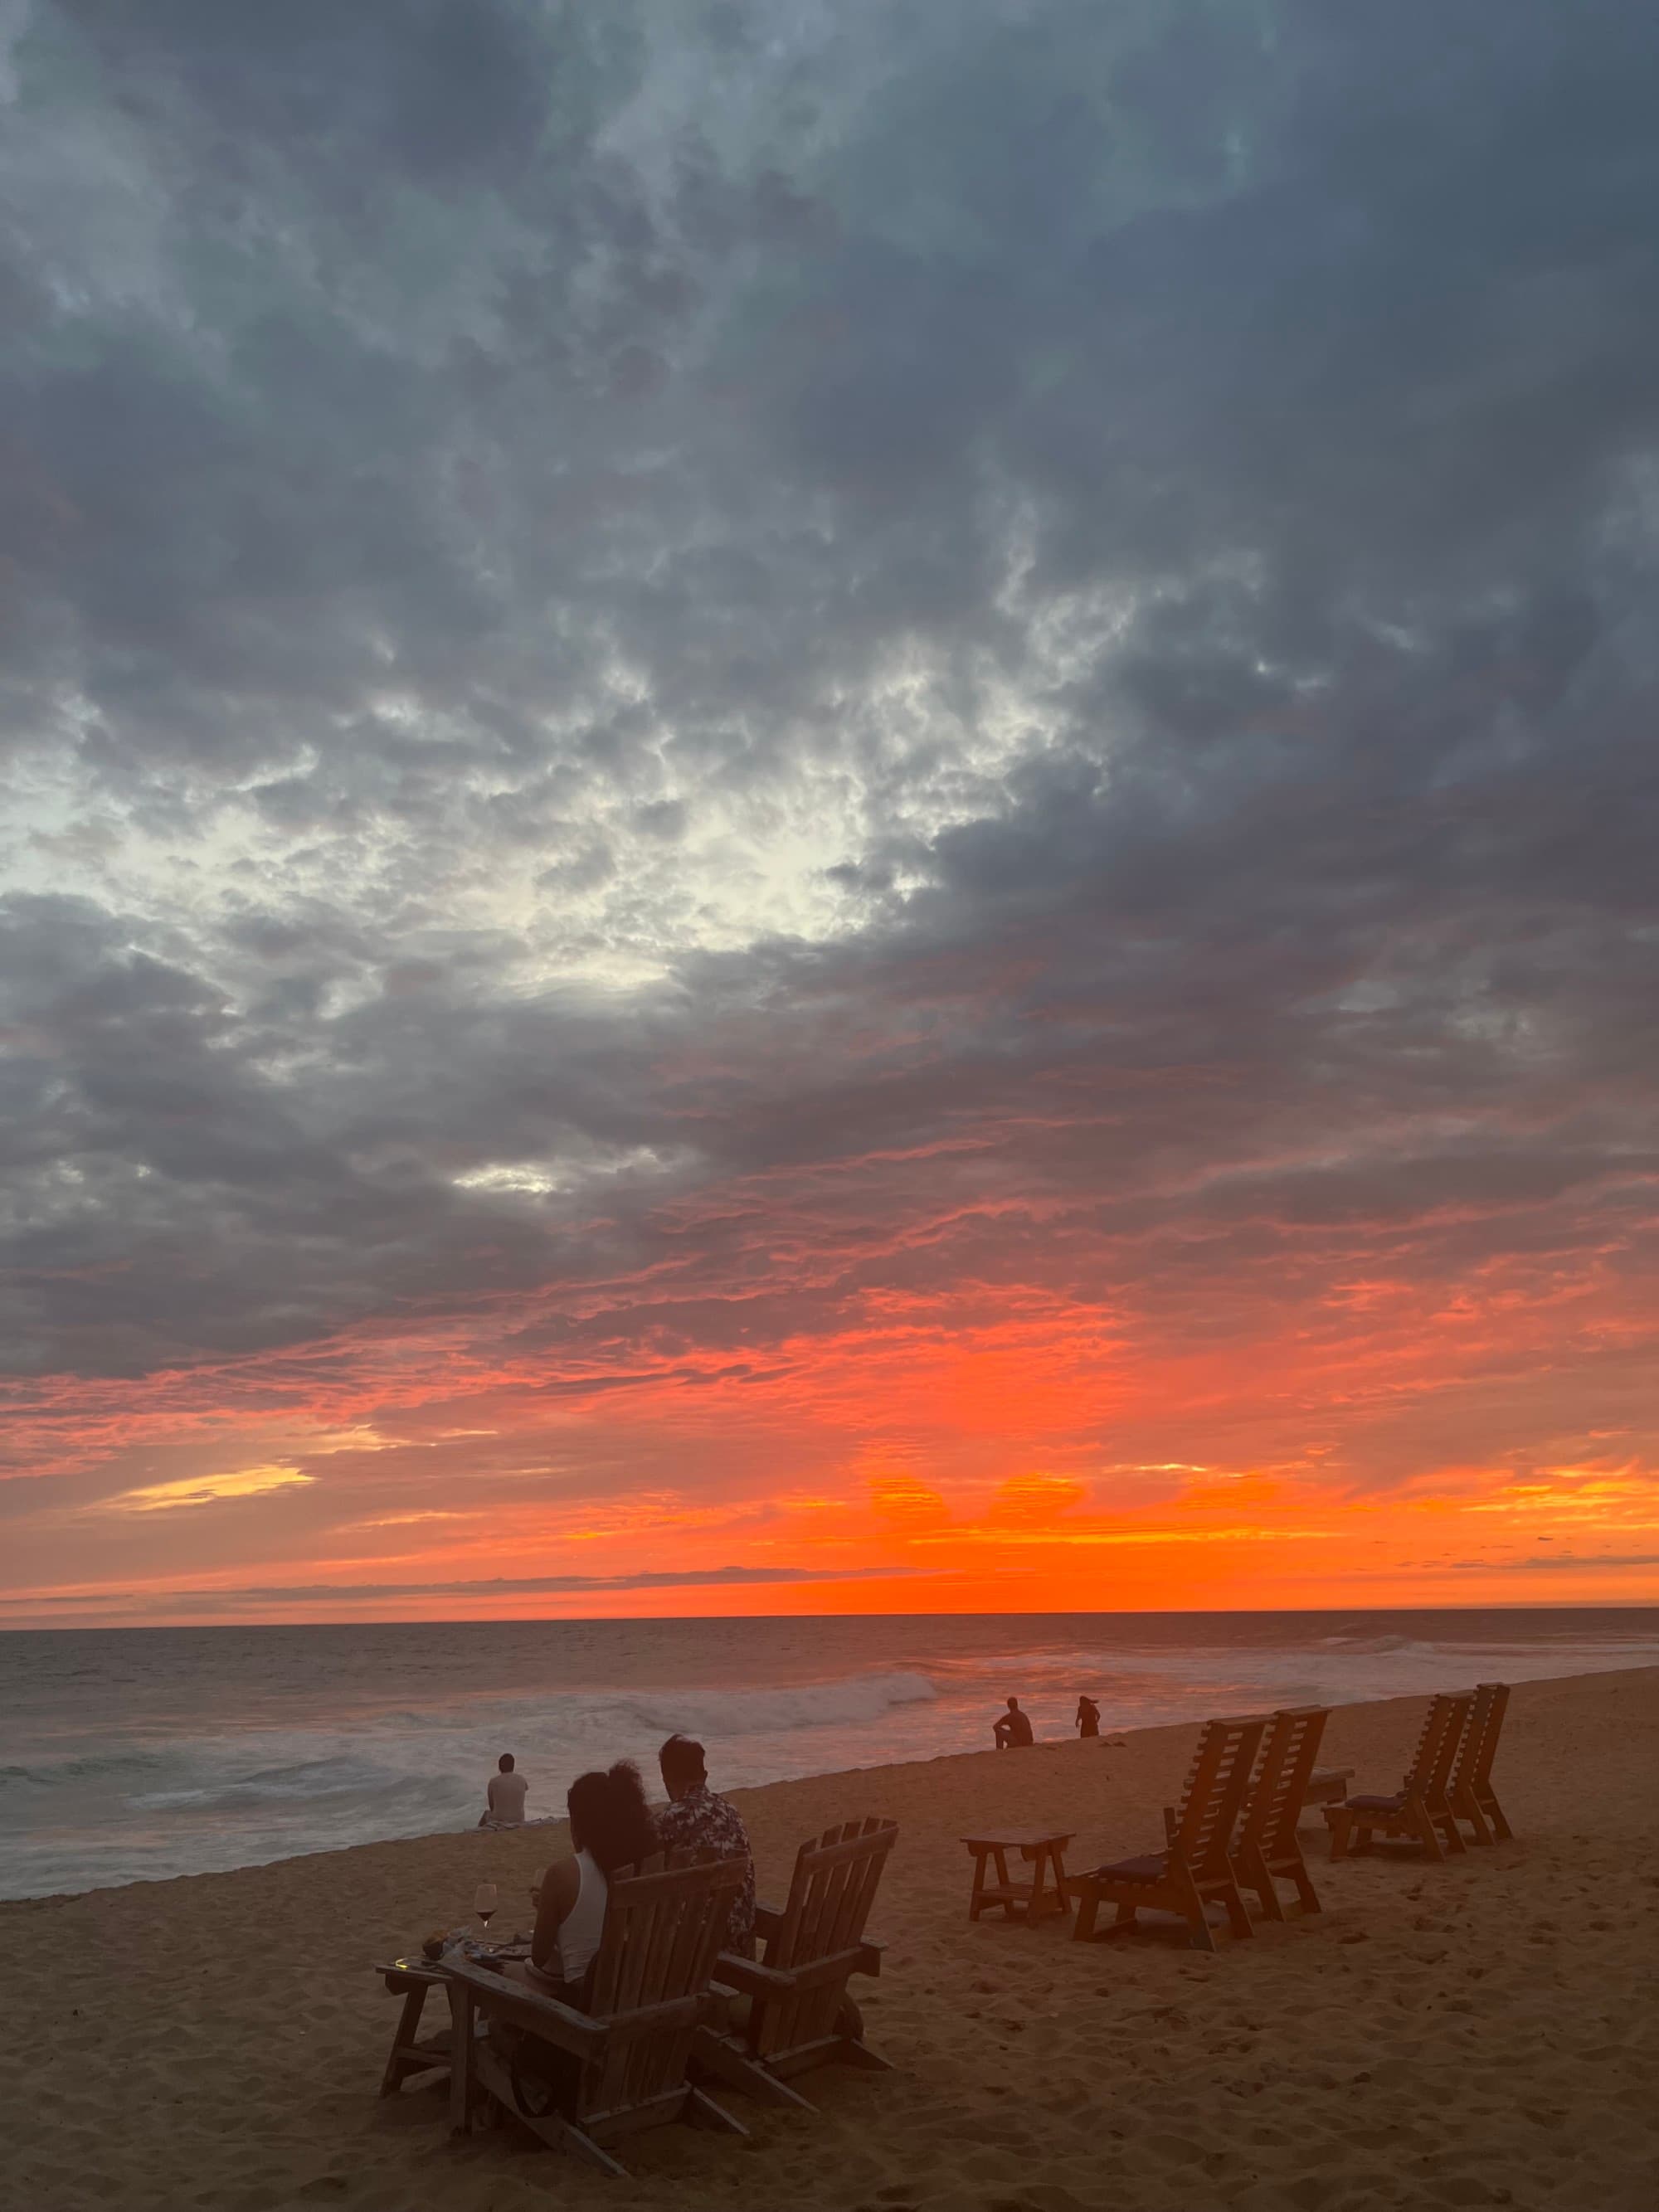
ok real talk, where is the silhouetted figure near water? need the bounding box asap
[1075,1695,1101,1738]
[993,1696,1034,1748]
[478,1751,528,1826]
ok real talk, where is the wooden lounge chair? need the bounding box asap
[1302,1766,1355,1814]
[694,1816,898,2111]
[1323,1691,1472,1862]
[440,1848,747,2175]
[1231,1706,1329,1921]
[1448,1680,1514,1844]
[1068,1715,1264,1951]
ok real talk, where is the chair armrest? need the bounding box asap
[715,1952,795,1999]
[716,1943,880,1998]
[440,1958,605,2058]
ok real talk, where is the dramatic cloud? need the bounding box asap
[3,1,1658,1621]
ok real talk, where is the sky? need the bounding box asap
[3,1,1658,1629]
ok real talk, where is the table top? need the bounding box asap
[961,1829,1075,1850]
[380,1939,531,1981]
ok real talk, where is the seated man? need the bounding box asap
[654,1733,757,1957]
[479,1751,529,1826]
[993,1696,1034,1749]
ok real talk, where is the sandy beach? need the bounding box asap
[3,1665,1655,2212]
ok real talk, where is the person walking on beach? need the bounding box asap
[479,1751,529,1826]
[993,1696,1034,1749]
[1075,1694,1101,1739]
[654,1733,757,1956]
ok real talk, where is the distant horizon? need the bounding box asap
[7,1597,1659,1637]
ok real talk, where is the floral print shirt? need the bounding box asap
[654,1784,757,1954]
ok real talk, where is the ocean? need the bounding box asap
[2,1607,1655,1902]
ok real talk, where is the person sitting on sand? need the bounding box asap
[512,1761,656,2002]
[1075,1694,1101,1739]
[654,1733,757,1957]
[993,1696,1034,1749]
[478,1751,529,1826]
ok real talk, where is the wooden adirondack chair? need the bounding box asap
[440,1848,747,2176]
[1448,1681,1513,1844]
[1231,1706,1330,1920]
[693,1816,898,2111]
[1323,1691,1472,1861]
[1068,1715,1264,1951]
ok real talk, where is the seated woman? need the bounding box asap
[509,1761,655,2005]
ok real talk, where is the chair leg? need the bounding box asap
[1326,1813,1350,1862]
[686,2088,748,2137]
[691,2025,816,2110]
[838,2037,896,2073]
[1289,1859,1322,1914]
[446,1984,476,2137]
[1097,1901,1142,1942]
[1483,1791,1513,1843]
[1457,1795,1494,1846]
[547,2117,630,2176]
[1413,1806,1444,1862]
[1071,1887,1099,1942]
[1219,1880,1254,1942]
[380,1986,426,2096]
[1175,1866,1219,1952]
[1240,1845,1284,1923]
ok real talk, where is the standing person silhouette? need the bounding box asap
[1075,1694,1101,1739]
[993,1696,1034,1748]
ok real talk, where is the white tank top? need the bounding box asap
[555,1849,608,1982]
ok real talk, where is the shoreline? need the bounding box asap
[3,1665,1656,2210]
[12,1619,1659,1911]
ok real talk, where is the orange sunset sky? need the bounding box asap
[4,3,1658,1628]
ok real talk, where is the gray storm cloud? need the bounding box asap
[2,2,1657,1505]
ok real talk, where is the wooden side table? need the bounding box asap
[961,1830,1075,1924]
[376,1958,452,2097]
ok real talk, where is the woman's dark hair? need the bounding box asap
[567,1760,655,1875]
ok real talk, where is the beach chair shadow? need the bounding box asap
[1323,1691,1472,1862]
[1233,1705,1331,1921]
[440,1847,747,2176]
[693,1816,898,2112]
[1448,1681,1514,1845]
[1068,1715,1264,1952]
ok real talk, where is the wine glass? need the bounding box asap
[473,1881,499,1941]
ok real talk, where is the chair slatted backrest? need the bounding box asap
[1170,1717,1266,1879]
[1238,1706,1330,1861]
[1451,1681,1509,1796]
[1405,1692,1472,1803]
[583,1849,746,2121]
[757,1817,898,2060]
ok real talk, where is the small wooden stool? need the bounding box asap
[377,1958,452,2096]
[961,1829,1075,1924]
